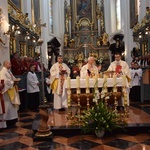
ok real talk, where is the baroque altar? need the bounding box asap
[63,0,110,78]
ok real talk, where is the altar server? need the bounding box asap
[130,62,142,101]
[27,64,40,110]
[80,57,99,78]
[50,55,70,110]
[0,60,20,128]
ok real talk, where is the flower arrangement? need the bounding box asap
[68,58,75,66]
[96,57,103,65]
[73,80,126,136]
[80,101,123,134]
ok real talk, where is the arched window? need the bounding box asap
[116,0,121,30]
[49,0,53,33]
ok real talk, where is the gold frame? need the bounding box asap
[19,42,26,56]
[28,45,35,57]
[9,37,16,55]
[71,0,97,31]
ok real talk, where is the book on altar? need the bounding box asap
[116,65,122,73]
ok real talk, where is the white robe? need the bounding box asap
[80,64,99,79]
[0,67,20,125]
[130,68,142,87]
[27,71,40,93]
[50,62,70,109]
[108,60,131,106]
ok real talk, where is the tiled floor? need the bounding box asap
[0,102,150,150]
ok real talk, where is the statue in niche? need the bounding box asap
[102,32,109,46]
[96,36,103,47]
[76,34,80,47]
[65,14,69,33]
[77,51,84,62]
[64,34,69,47]
[24,13,30,25]
[69,39,75,48]
[145,6,150,20]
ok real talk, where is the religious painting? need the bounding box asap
[11,0,21,9]
[77,0,92,20]
[31,0,40,24]
[130,0,138,28]
[70,0,97,31]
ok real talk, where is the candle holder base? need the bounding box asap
[33,132,53,142]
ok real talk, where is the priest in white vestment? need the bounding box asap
[0,60,20,127]
[80,57,99,79]
[107,53,131,106]
[50,55,70,110]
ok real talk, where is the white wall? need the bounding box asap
[0,0,10,70]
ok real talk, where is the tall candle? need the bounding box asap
[76,76,80,88]
[113,74,117,86]
[67,76,71,88]
[113,74,117,92]
[86,76,89,88]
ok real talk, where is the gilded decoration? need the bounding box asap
[7,0,39,58]
[63,0,109,77]
[132,6,150,63]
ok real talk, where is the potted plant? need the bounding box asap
[74,81,126,138]
[79,100,125,137]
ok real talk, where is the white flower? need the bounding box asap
[68,59,74,64]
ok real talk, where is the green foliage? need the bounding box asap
[80,101,124,133]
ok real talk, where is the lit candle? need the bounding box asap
[113,74,117,86]
[67,76,71,89]
[86,76,89,88]
[76,76,80,88]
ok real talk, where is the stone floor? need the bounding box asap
[0,102,150,150]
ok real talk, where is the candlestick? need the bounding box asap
[67,76,71,89]
[77,89,81,94]
[86,88,90,94]
[113,74,117,92]
[86,76,89,88]
[76,76,80,88]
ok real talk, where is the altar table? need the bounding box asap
[62,77,129,108]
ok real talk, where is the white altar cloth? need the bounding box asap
[63,77,129,89]
[62,77,129,107]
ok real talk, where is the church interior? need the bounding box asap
[0,0,150,149]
